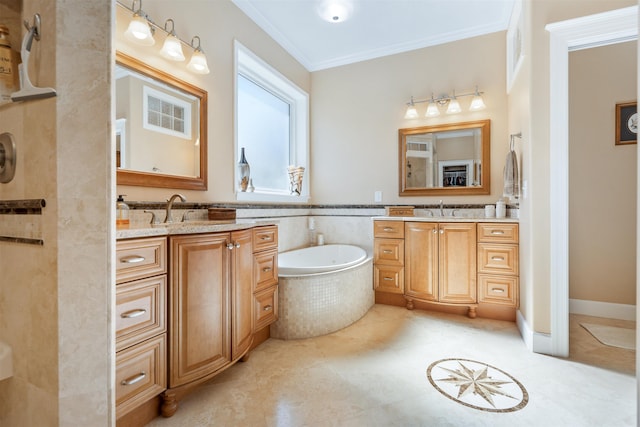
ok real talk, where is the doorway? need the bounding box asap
[546,6,638,357]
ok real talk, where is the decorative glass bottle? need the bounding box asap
[237,147,250,192]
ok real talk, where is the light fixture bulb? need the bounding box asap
[187,49,210,74]
[446,98,462,114]
[160,34,185,61]
[469,94,486,111]
[425,101,440,117]
[124,14,155,46]
[404,104,418,119]
[318,0,353,23]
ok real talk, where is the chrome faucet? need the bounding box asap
[439,199,444,217]
[164,194,186,223]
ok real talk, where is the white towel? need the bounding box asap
[503,138,519,198]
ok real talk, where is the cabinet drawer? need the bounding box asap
[116,334,167,419]
[254,286,278,331]
[116,237,167,284]
[374,265,404,294]
[374,238,404,266]
[253,226,278,252]
[477,243,519,275]
[478,274,518,307]
[477,223,518,244]
[116,276,167,352]
[254,249,278,292]
[373,220,404,238]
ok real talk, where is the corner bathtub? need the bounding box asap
[270,244,374,340]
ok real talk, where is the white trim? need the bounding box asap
[506,0,524,93]
[569,299,636,321]
[545,6,638,358]
[516,309,553,355]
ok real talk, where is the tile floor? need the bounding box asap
[148,305,636,427]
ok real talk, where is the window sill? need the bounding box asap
[236,191,310,204]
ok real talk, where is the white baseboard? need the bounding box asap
[569,299,636,321]
[516,310,553,355]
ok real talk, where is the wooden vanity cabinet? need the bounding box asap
[404,222,477,316]
[115,237,168,420]
[373,220,405,293]
[252,226,279,331]
[477,223,519,307]
[162,229,254,416]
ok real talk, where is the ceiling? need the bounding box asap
[231,0,517,72]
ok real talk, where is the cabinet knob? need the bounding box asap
[440,229,444,234]
[120,255,145,264]
[121,372,146,386]
[432,229,437,233]
[227,243,234,250]
[235,242,241,248]
[121,308,147,319]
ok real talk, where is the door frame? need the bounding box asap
[546,6,638,356]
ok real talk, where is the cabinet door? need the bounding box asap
[405,222,438,301]
[169,234,231,388]
[439,223,477,304]
[231,229,254,359]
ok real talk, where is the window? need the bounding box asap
[235,41,309,202]
[143,86,192,139]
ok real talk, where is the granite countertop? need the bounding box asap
[372,216,518,223]
[116,219,278,240]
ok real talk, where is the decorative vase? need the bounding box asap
[237,147,250,192]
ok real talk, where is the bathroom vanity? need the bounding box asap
[115,222,278,424]
[373,217,518,320]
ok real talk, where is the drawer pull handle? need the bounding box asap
[121,309,147,319]
[262,267,272,272]
[383,227,395,232]
[383,250,393,254]
[491,256,505,261]
[383,277,394,281]
[490,230,505,235]
[260,236,271,241]
[491,288,505,293]
[121,372,146,386]
[120,255,145,264]
[263,305,273,311]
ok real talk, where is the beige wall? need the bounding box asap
[0,0,113,425]
[311,32,508,205]
[509,0,636,334]
[569,41,637,305]
[115,0,311,203]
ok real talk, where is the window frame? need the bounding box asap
[234,40,310,202]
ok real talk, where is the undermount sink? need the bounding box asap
[0,341,13,381]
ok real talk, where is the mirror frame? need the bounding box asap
[116,51,208,190]
[399,119,491,196]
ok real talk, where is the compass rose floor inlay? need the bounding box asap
[427,358,529,413]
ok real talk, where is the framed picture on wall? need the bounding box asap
[615,101,637,145]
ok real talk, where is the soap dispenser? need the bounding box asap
[116,195,130,228]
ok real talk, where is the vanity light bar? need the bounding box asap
[116,0,210,74]
[404,87,485,119]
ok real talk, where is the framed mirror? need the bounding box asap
[399,120,490,196]
[116,51,208,190]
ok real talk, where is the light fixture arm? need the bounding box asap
[117,0,203,54]
[408,88,484,107]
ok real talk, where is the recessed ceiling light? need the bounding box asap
[318,0,353,23]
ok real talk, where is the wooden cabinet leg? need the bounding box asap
[467,306,477,319]
[405,298,414,310]
[161,391,178,418]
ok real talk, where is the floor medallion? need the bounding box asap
[427,358,528,413]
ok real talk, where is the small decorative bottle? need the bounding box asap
[0,25,18,104]
[237,147,250,192]
[116,195,130,228]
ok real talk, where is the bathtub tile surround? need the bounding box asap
[271,258,374,339]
